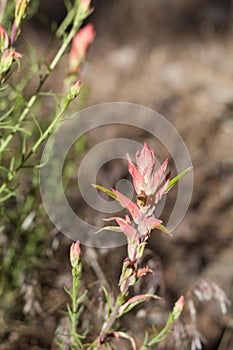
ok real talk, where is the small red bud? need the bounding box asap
[70,241,81,267]
[173,295,184,319]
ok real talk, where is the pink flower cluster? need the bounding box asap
[127,143,170,212]
[105,143,171,295]
[0,24,22,79]
[0,0,27,79]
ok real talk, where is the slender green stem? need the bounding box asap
[71,267,78,350]
[0,100,67,198]
[0,94,36,153]
[31,105,64,154]
[139,313,175,349]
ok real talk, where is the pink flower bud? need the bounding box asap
[136,267,153,278]
[0,25,10,52]
[173,295,184,319]
[80,0,91,9]
[0,48,22,77]
[68,79,82,99]
[78,0,92,20]
[69,24,95,74]
[70,241,81,267]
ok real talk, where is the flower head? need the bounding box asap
[127,143,170,212]
[69,23,95,74]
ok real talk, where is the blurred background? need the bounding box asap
[1,0,233,349]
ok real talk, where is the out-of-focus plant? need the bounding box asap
[0,0,95,320]
[0,0,95,203]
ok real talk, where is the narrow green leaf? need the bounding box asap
[0,166,8,173]
[66,303,72,318]
[34,159,49,169]
[95,226,123,234]
[76,290,87,305]
[118,294,160,317]
[31,113,43,137]
[21,135,27,157]
[76,304,85,320]
[102,286,112,317]
[0,125,31,134]
[166,167,192,192]
[9,157,15,173]
[0,191,15,203]
[0,106,14,122]
[139,332,149,350]
[64,286,72,298]
[92,184,117,200]
[156,224,172,237]
[74,333,83,348]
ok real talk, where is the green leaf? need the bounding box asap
[95,225,123,234]
[0,166,9,173]
[118,294,160,317]
[66,303,72,318]
[64,286,72,298]
[156,224,172,237]
[166,167,192,192]
[139,332,149,350]
[0,106,14,122]
[31,112,43,137]
[92,184,117,200]
[0,188,16,203]
[34,158,49,169]
[0,125,31,134]
[76,290,87,305]
[76,303,85,320]
[21,135,27,157]
[102,286,112,318]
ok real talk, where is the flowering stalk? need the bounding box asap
[65,241,86,350]
[70,242,82,349]
[92,143,189,348]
